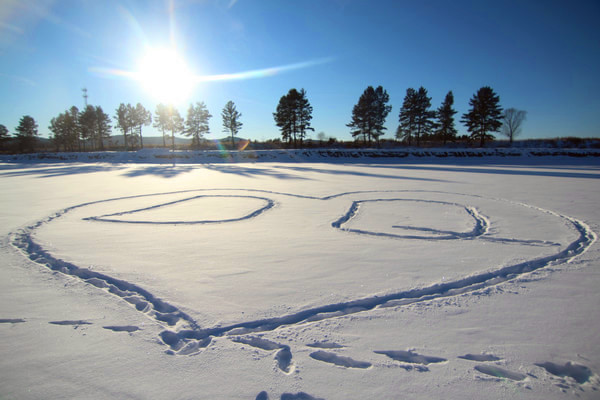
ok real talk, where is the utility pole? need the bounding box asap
[82,88,88,107]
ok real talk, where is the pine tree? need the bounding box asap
[94,106,112,151]
[132,103,152,149]
[67,106,81,151]
[435,91,458,144]
[114,103,136,150]
[153,103,170,148]
[0,124,10,151]
[221,100,243,149]
[273,88,314,148]
[397,87,434,146]
[296,89,314,147]
[347,86,391,146]
[15,115,38,152]
[397,88,417,145]
[184,102,211,150]
[274,92,295,146]
[49,114,65,151]
[79,105,97,150]
[461,86,503,147]
[166,106,184,151]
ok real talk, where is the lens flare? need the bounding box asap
[136,47,194,105]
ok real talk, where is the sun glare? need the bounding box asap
[137,47,195,105]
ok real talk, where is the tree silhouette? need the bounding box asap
[49,108,80,152]
[166,105,184,151]
[435,91,458,144]
[68,106,81,151]
[397,88,417,145]
[94,106,112,151]
[501,108,527,146]
[115,103,134,150]
[397,87,435,146]
[0,124,10,151]
[132,103,152,149]
[153,103,170,148]
[347,86,391,146]
[461,86,503,147]
[221,100,243,149]
[184,102,211,150]
[79,105,97,150]
[15,115,38,152]
[274,88,314,148]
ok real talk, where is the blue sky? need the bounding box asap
[1,0,599,142]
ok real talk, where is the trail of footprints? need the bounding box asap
[0,317,140,333]
[6,189,599,397]
[2,317,598,396]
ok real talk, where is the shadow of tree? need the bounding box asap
[366,164,600,180]
[204,164,311,180]
[121,165,198,178]
[0,164,125,178]
[275,165,452,182]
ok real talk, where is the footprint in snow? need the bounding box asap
[374,350,447,365]
[49,320,92,327]
[535,361,593,385]
[0,318,26,324]
[232,336,294,373]
[309,350,371,369]
[474,365,526,381]
[103,325,140,333]
[256,392,324,400]
[458,353,502,362]
[306,341,344,349]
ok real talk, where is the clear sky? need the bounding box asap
[1,0,599,142]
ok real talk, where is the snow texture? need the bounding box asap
[1,153,599,399]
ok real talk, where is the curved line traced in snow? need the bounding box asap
[331,198,489,240]
[84,195,275,225]
[9,189,597,355]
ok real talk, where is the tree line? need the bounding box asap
[0,85,526,153]
[273,84,524,148]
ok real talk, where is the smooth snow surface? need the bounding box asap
[1,158,599,399]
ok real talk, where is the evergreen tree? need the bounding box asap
[153,104,170,148]
[15,115,38,152]
[397,87,435,146]
[274,92,295,146]
[347,86,391,146]
[273,88,314,148]
[461,86,503,147]
[501,108,527,146]
[114,103,135,150]
[435,91,458,144]
[67,106,81,151]
[296,88,314,147]
[49,114,65,151]
[94,106,112,150]
[166,106,184,151]
[132,103,152,149]
[184,102,211,150]
[79,105,97,150]
[397,88,417,145]
[0,124,10,151]
[221,100,243,149]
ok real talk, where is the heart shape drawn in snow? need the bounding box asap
[11,189,596,355]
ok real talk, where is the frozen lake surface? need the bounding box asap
[1,156,599,399]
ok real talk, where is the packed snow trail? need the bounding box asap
[9,189,597,355]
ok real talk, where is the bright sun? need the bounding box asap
[137,47,195,105]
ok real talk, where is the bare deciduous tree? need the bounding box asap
[501,108,527,146]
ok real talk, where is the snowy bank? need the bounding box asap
[2,147,600,165]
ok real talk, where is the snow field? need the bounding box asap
[1,160,599,399]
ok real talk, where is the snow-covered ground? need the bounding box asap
[1,155,599,399]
